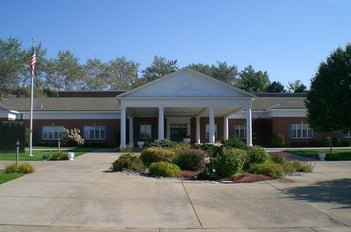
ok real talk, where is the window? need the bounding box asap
[140,124,152,139]
[233,125,246,139]
[344,131,351,138]
[83,126,106,140]
[42,126,64,140]
[290,124,313,138]
[205,124,217,139]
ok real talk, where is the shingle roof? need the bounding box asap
[0,93,306,112]
[0,97,120,111]
[252,94,306,111]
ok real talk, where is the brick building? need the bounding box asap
[0,68,350,147]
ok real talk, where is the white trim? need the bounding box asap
[20,111,120,120]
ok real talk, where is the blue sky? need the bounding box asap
[1,0,350,88]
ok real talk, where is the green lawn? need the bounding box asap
[286,149,351,161]
[0,148,89,161]
[0,170,23,184]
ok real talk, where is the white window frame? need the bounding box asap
[233,125,246,139]
[139,124,152,139]
[84,125,106,140]
[344,131,351,138]
[290,123,313,139]
[42,125,64,140]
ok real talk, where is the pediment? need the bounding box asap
[119,68,255,98]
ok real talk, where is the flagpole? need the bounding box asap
[29,39,36,157]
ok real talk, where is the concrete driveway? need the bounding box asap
[0,151,350,232]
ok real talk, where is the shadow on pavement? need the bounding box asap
[285,178,351,209]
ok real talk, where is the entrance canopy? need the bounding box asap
[117,68,255,147]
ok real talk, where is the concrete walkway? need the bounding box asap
[0,151,350,232]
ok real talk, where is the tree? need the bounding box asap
[46,50,85,90]
[105,57,140,90]
[189,61,238,85]
[306,44,351,132]
[0,37,25,97]
[287,80,307,93]
[238,65,270,92]
[267,81,286,93]
[84,58,108,90]
[142,56,178,82]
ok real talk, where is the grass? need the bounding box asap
[0,170,24,184]
[0,147,89,161]
[286,149,351,161]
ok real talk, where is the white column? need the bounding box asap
[196,116,201,144]
[224,116,229,140]
[128,116,134,147]
[120,106,126,148]
[158,106,164,140]
[209,106,215,144]
[246,107,253,147]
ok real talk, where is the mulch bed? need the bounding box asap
[180,170,271,183]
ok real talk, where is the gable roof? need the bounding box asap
[118,68,255,99]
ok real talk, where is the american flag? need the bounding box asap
[29,46,36,77]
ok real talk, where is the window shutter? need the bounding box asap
[80,126,85,139]
[105,126,109,140]
[39,126,43,141]
[288,124,292,138]
[232,125,235,137]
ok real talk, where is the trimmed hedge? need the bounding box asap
[140,147,176,164]
[173,148,207,171]
[149,161,181,177]
[112,153,145,172]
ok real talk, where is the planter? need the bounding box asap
[318,152,326,161]
[68,152,75,160]
[137,141,144,148]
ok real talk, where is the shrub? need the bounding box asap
[5,163,35,174]
[292,161,313,172]
[174,148,207,171]
[112,153,145,172]
[270,154,287,164]
[216,148,247,178]
[140,147,176,164]
[63,128,84,146]
[192,143,223,157]
[149,161,181,177]
[221,135,247,149]
[247,146,269,165]
[49,152,69,160]
[149,139,177,148]
[249,160,283,178]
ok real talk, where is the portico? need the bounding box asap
[116,68,255,147]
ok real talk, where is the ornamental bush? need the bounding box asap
[149,139,177,148]
[216,148,247,178]
[247,146,269,165]
[149,161,181,177]
[249,160,283,178]
[5,163,35,174]
[62,128,84,146]
[221,135,247,149]
[173,148,207,171]
[112,153,145,172]
[49,152,69,160]
[140,147,176,164]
